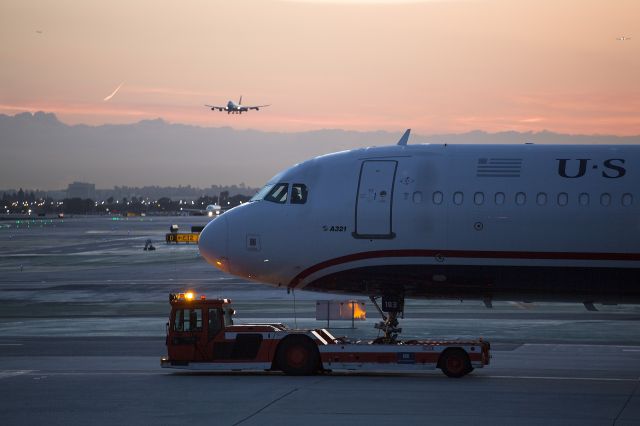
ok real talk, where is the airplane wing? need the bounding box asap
[205,104,226,111]
[247,104,270,111]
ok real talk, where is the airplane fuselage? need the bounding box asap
[199,144,640,303]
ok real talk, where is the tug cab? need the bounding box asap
[166,293,236,363]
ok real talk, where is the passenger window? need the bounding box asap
[432,191,443,205]
[622,193,633,207]
[515,192,526,206]
[474,192,485,205]
[453,192,464,205]
[291,183,308,204]
[579,193,590,206]
[536,192,547,206]
[600,193,611,206]
[264,183,289,204]
[412,191,423,203]
[494,192,505,205]
[173,308,202,332]
[557,192,568,206]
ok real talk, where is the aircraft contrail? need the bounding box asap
[103,83,124,101]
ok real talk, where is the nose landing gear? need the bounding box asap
[369,295,404,344]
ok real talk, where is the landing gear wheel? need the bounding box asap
[276,336,320,376]
[369,295,403,343]
[439,348,471,378]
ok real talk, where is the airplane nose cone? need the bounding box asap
[198,216,229,272]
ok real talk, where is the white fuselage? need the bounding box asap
[199,144,640,303]
[227,101,247,112]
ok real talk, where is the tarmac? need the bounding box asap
[1,215,639,425]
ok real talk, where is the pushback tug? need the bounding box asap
[161,292,490,377]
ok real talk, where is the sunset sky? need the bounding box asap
[0,0,638,135]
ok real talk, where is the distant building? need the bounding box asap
[66,182,95,199]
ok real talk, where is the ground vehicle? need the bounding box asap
[161,293,490,378]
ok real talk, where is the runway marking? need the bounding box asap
[0,343,23,346]
[0,370,33,379]
[4,370,637,382]
[20,371,162,376]
[486,375,638,382]
[520,344,640,349]
[622,349,640,352]
[232,387,299,426]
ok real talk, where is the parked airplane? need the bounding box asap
[199,130,640,337]
[205,96,270,114]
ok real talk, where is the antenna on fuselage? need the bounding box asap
[397,129,411,146]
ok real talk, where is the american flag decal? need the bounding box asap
[477,158,523,177]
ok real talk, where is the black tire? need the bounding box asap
[276,335,320,376]
[439,348,471,378]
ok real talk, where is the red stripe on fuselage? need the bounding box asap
[288,249,640,288]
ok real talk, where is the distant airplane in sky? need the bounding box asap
[205,96,270,114]
[616,36,631,41]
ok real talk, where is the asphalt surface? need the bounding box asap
[1,339,639,426]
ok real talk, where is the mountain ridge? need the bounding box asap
[2,111,638,190]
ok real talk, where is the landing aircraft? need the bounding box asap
[181,204,222,217]
[205,96,270,114]
[199,130,640,337]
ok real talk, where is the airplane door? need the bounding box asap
[353,160,397,239]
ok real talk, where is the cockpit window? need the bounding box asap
[250,184,275,202]
[291,183,308,204]
[264,183,289,204]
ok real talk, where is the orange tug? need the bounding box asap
[161,292,490,378]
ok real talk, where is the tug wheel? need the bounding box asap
[276,335,320,376]
[439,348,471,378]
